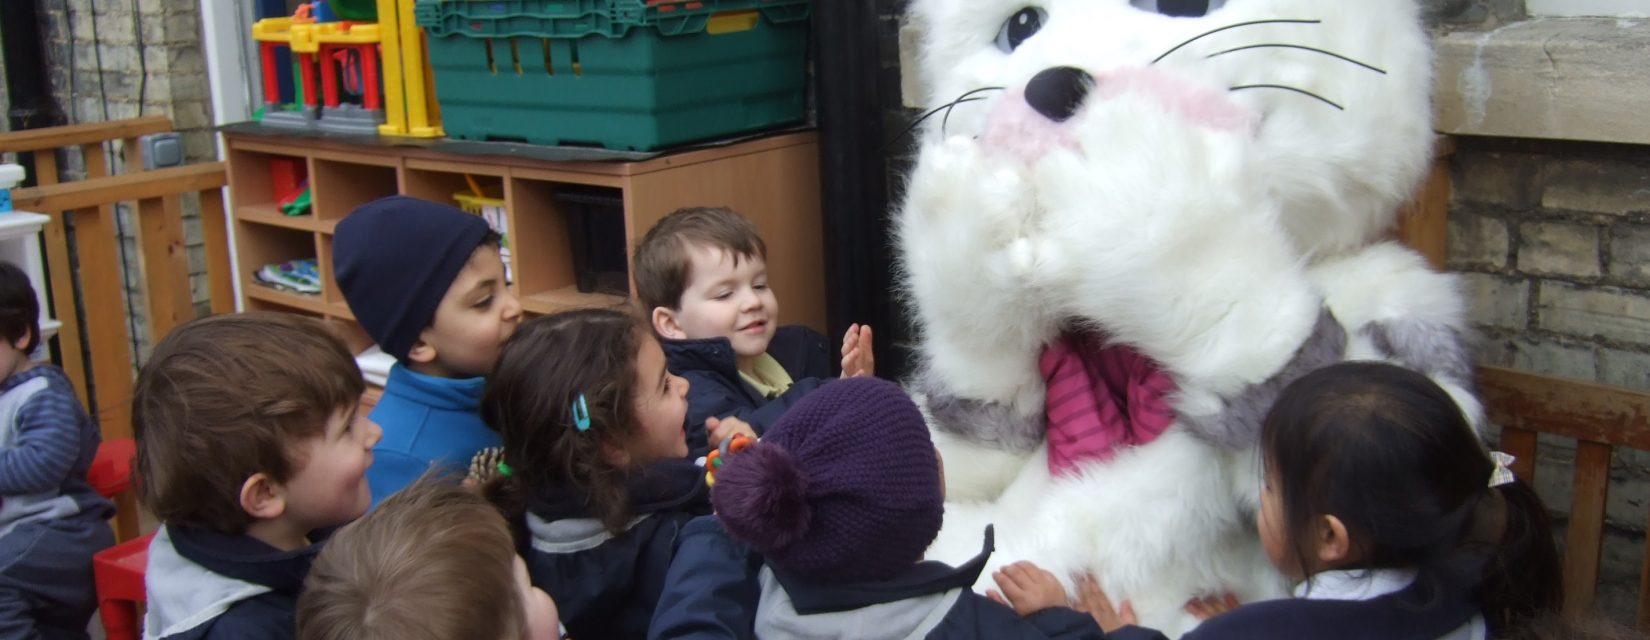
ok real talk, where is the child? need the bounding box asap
[296,476,560,640]
[0,261,113,639]
[136,313,383,639]
[481,308,711,640]
[654,377,1110,639]
[633,206,874,456]
[999,361,1564,640]
[334,195,523,504]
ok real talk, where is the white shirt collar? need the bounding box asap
[1294,568,1419,601]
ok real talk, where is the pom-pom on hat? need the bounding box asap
[333,196,492,361]
[712,377,944,583]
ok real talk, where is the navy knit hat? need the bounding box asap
[333,196,492,361]
[712,377,944,584]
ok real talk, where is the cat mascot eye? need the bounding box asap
[995,7,1049,53]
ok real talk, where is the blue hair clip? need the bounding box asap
[571,393,591,432]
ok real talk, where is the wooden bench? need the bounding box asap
[1478,365,1650,630]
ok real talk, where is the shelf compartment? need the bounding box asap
[506,177,631,306]
[403,158,507,204]
[236,222,322,303]
[225,148,313,219]
[311,158,400,222]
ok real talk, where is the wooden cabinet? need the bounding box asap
[222,130,827,348]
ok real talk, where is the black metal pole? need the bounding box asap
[2,0,66,138]
[813,0,911,378]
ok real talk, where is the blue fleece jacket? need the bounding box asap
[365,364,499,505]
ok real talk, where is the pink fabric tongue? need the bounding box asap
[1040,331,1177,476]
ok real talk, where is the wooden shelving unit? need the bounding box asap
[222,130,827,345]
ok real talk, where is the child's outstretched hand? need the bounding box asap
[1073,573,1138,633]
[1184,592,1241,620]
[840,324,875,378]
[706,416,757,443]
[987,561,1069,616]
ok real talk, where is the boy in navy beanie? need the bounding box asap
[648,378,1122,640]
[333,195,522,504]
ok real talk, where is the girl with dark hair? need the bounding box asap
[992,361,1563,640]
[1238,361,1562,638]
[479,308,709,640]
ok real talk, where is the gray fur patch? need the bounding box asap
[910,365,1046,453]
[1364,317,1475,389]
[1179,309,1348,449]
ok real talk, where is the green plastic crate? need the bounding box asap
[414,0,810,151]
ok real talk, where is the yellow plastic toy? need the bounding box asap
[375,0,443,137]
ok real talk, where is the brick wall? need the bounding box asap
[1450,136,1650,622]
[34,0,217,362]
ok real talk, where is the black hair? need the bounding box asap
[1262,361,1562,633]
[0,261,40,354]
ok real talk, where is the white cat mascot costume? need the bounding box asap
[899,0,1479,636]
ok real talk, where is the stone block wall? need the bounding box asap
[33,0,217,362]
[1449,136,1650,622]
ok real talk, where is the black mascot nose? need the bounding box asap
[1024,66,1094,123]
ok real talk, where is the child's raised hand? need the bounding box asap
[1184,592,1241,620]
[1073,573,1138,633]
[987,561,1069,617]
[706,416,757,443]
[839,324,875,378]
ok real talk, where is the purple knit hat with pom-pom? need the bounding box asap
[711,377,944,584]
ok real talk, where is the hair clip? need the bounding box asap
[496,461,514,478]
[571,393,591,432]
[1488,451,1516,488]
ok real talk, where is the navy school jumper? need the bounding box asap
[144,525,330,640]
[649,519,1113,640]
[524,458,712,640]
[662,325,832,458]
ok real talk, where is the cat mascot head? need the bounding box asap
[899,1,1477,635]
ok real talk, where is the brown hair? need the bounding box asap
[296,476,525,640]
[633,207,768,313]
[134,312,365,533]
[481,308,649,534]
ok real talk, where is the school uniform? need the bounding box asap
[1168,566,1486,640]
[524,458,712,640]
[662,325,832,457]
[651,520,1110,640]
[143,525,328,640]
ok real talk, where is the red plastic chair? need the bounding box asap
[90,437,147,640]
[88,438,134,496]
[88,438,139,542]
[93,532,153,640]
